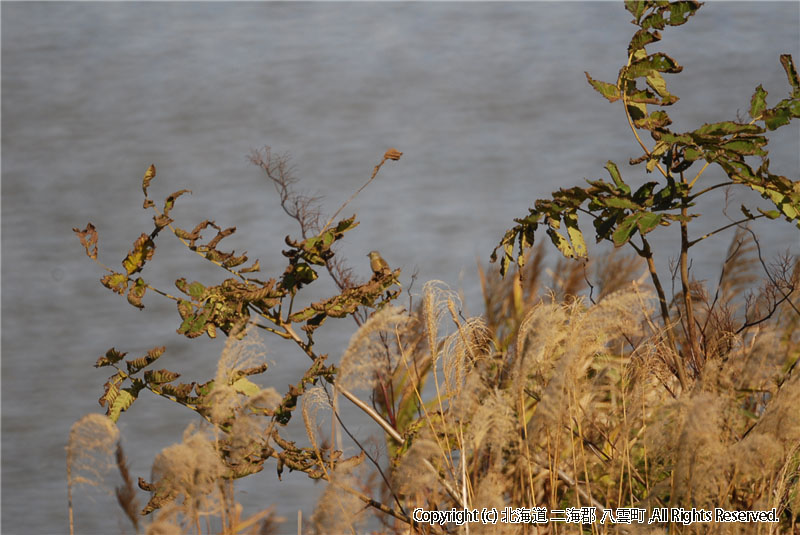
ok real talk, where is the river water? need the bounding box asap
[2,3,798,534]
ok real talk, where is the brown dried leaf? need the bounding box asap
[384,148,403,161]
[122,234,155,275]
[142,164,156,196]
[101,272,129,295]
[73,223,99,260]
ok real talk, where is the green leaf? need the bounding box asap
[694,122,763,137]
[667,1,701,26]
[604,197,640,210]
[684,147,703,161]
[757,208,781,220]
[645,71,671,99]
[780,54,800,98]
[625,88,662,105]
[633,182,659,204]
[749,85,768,119]
[625,0,646,22]
[637,212,662,235]
[612,213,641,246]
[627,101,648,123]
[585,72,620,102]
[634,110,672,129]
[640,12,666,31]
[188,281,206,299]
[750,185,799,220]
[626,53,682,80]
[719,139,768,157]
[605,161,630,194]
[628,29,661,56]
[763,106,791,130]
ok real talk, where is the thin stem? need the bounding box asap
[679,171,701,370]
[689,214,766,247]
[640,236,688,390]
[689,180,735,200]
[621,54,668,179]
[688,161,711,188]
[320,153,397,234]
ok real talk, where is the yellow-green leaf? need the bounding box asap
[749,85,768,119]
[232,377,261,397]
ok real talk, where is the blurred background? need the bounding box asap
[2,3,798,533]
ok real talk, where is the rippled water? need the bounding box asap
[2,3,798,534]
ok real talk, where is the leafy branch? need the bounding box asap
[492,0,800,389]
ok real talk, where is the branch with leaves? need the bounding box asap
[493,0,799,388]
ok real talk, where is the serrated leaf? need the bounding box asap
[626,53,682,79]
[625,0,645,22]
[612,213,641,246]
[108,389,136,422]
[667,1,701,26]
[101,272,129,295]
[694,122,763,137]
[142,164,156,197]
[163,189,191,217]
[633,182,659,205]
[640,12,666,31]
[564,213,587,258]
[749,85,768,119]
[126,346,165,374]
[188,281,206,299]
[96,348,127,368]
[740,205,754,219]
[684,147,703,161]
[239,259,261,273]
[585,72,620,102]
[780,54,800,98]
[757,208,781,220]
[763,106,791,131]
[604,197,640,210]
[750,185,799,220]
[720,139,768,157]
[122,234,155,275]
[126,277,147,309]
[626,101,648,123]
[232,377,261,397]
[546,228,574,258]
[99,372,124,408]
[637,212,662,235]
[605,161,630,194]
[144,369,181,385]
[634,110,672,129]
[645,71,668,97]
[73,223,99,260]
[628,29,661,55]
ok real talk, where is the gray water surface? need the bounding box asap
[2,3,799,534]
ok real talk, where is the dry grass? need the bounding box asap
[69,234,799,534]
